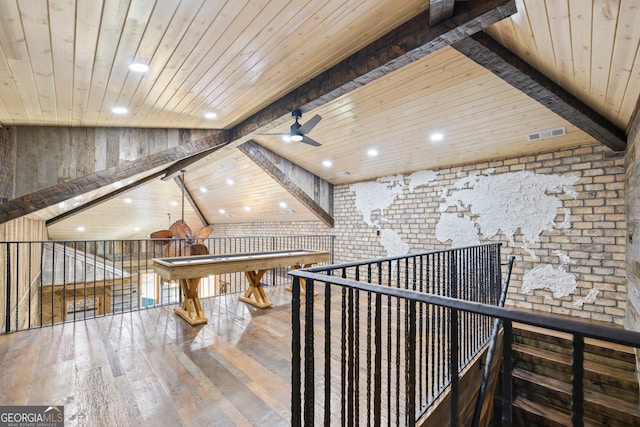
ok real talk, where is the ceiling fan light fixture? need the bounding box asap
[291,134,303,142]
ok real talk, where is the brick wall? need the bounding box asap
[212,143,627,325]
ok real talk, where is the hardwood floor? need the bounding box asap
[0,287,296,427]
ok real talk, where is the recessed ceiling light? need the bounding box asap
[129,63,149,73]
[204,112,217,120]
[430,132,444,142]
[200,187,207,193]
[111,106,128,115]
[244,206,251,212]
[367,149,378,157]
[77,226,85,232]
[279,201,287,209]
[171,201,178,206]
[219,209,225,214]
[322,159,332,168]
[134,227,141,231]
[226,178,234,186]
[124,198,132,204]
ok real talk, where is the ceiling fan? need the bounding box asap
[260,109,322,146]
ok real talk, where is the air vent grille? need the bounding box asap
[527,127,566,141]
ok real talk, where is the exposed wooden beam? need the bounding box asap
[452,32,627,152]
[1,130,228,224]
[229,0,517,142]
[174,174,209,226]
[238,141,334,228]
[429,0,457,25]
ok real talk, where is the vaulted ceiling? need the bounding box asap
[0,0,638,240]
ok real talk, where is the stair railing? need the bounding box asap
[290,244,504,426]
[290,254,640,427]
[471,255,515,426]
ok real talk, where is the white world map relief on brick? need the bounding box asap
[436,170,580,258]
[349,168,587,301]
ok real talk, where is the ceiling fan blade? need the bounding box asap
[301,135,321,147]
[298,114,322,135]
[255,132,291,137]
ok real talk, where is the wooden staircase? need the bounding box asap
[497,323,640,426]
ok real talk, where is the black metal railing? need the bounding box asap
[289,245,640,427]
[290,243,504,426]
[1,235,334,333]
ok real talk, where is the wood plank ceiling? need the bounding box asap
[0,0,637,240]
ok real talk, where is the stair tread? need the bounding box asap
[512,396,601,427]
[512,343,639,383]
[513,322,636,357]
[513,368,640,417]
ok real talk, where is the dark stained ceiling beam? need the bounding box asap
[429,0,457,25]
[229,0,517,142]
[1,131,228,224]
[452,32,627,152]
[238,141,334,228]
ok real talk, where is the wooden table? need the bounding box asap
[153,250,330,326]
[40,279,122,324]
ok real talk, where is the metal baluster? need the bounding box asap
[346,284,353,426]
[324,276,332,427]
[291,275,301,427]
[406,299,417,425]
[373,291,382,427]
[304,278,315,426]
[14,243,19,330]
[5,242,11,333]
[502,320,513,426]
[341,285,347,427]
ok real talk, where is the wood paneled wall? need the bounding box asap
[0,126,17,201]
[13,126,219,198]
[625,109,640,333]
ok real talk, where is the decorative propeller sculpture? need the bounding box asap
[150,169,212,257]
[150,220,212,257]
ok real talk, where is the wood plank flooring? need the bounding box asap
[0,287,297,427]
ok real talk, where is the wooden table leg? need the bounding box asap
[174,278,208,326]
[239,270,273,308]
[285,264,317,295]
